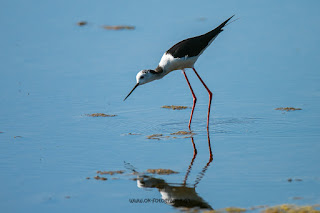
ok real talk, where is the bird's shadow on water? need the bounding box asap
[125,130,214,211]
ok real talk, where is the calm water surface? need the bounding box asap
[1,0,320,212]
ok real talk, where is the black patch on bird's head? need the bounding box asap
[136,68,162,85]
[141,69,156,74]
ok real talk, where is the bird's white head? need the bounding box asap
[124,69,158,101]
[136,69,157,85]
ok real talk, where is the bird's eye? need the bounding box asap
[140,76,144,79]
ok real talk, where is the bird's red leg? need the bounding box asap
[192,68,212,130]
[182,69,197,130]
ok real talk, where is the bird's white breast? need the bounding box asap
[159,53,198,74]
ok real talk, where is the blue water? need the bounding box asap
[1,0,320,212]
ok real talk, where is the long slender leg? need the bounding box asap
[192,68,212,130]
[182,69,197,130]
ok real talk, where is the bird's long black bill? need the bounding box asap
[124,83,139,101]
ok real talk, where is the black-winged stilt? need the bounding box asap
[124,15,234,129]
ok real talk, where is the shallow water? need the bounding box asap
[1,0,320,212]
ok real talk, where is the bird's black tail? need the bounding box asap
[220,15,235,28]
[212,15,235,33]
[203,15,234,41]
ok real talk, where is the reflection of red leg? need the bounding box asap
[182,70,197,130]
[207,130,213,162]
[183,136,197,186]
[192,68,212,130]
[191,136,197,156]
[194,131,213,188]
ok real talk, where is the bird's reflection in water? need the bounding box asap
[127,130,213,211]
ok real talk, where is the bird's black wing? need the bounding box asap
[166,15,234,58]
[166,35,214,58]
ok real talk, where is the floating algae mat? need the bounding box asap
[171,131,195,136]
[146,169,179,175]
[121,133,142,136]
[146,131,196,140]
[203,207,247,213]
[87,113,117,117]
[146,134,165,140]
[102,25,135,30]
[77,21,87,26]
[287,178,303,182]
[161,105,190,110]
[262,204,320,213]
[97,170,125,175]
[93,176,107,181]
[203,204,320,213]
[275,107,302,111]
[87,170,125,181]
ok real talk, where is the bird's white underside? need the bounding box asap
[159,53,199,75]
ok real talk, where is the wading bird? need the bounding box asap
[124,15,234,129]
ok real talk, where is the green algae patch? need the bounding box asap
[97,170,124,175]
[275,107,302,111]
[146,169,179,175]
[87,113,117,117]
[263,204,320,213]
[161,105,190,110]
